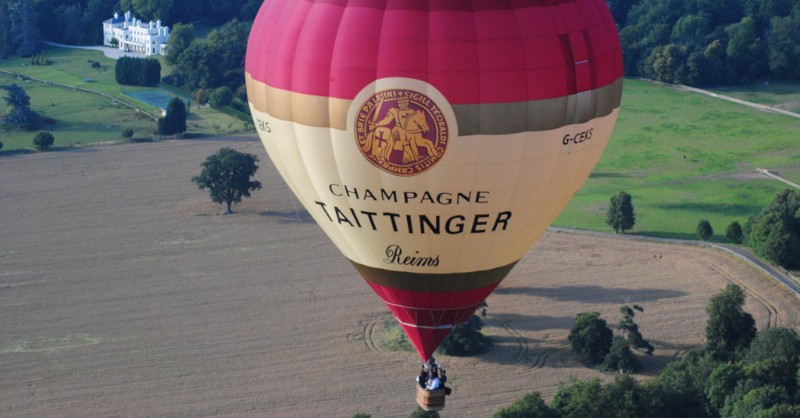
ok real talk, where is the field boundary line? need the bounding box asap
[640,78,800,119]
[549,227,800,298]
[0,69,159,121]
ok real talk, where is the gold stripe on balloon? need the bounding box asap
[246,73,622,135]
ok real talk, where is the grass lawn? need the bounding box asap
[554,79,800,241]
[0,46,252,151]
[0,75,156,150]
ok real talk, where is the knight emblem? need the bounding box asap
[355,89,448,176]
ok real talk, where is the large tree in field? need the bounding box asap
[192,147,262,214]
[606,191,635,233]
[705,284,756,360]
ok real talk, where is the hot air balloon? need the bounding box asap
[246,0,622,410]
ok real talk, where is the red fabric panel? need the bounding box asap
[246,0,623,104]
[400,324,452,361]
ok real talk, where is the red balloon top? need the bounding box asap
[245,0,622,105]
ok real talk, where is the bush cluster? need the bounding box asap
[30,53,50,66]
[115,57,161,87]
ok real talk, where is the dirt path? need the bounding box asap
[1,139,799,417]
[644,78,800,120]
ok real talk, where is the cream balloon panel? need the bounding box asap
[251,105,618,273]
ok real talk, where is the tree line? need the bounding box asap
[493,284,800,418]
[611,0,800,86]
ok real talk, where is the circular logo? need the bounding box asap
[354,89,448,176]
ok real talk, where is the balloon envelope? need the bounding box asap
[246,0,622,361]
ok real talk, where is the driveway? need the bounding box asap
[45,41,148,60]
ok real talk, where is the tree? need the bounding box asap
[191,147,262,214]
[4,106,41,130]
[351,414,371,418]
[408,407,439,418]
[13,0,43,57]
[704,363,743,416]
[604,336,639,373]
[697,219,713,241]
[118,0,172,22]
[492,392,557,418]
[569,312,613,365]
[165,23,194,65]
[121,128,134,139]
[438,315,492,356]
[746,189,800,270]
[725,221,744,244]
[768,15,800,79]
[606,191,636,233]
[209,86,233,109]
[618,304,654,355]
[170,20,250,91]
[157,97,187,136]
[2,84,30,108]
[705,284,756,360]
[32,131,54,151]
[0,0,10,59]
[742,328,800,392]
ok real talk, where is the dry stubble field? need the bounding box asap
[1,138,799,417]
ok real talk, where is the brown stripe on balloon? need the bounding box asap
[350,261,517,293]
[247,73,621,135]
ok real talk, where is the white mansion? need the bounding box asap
[102,11,170,56]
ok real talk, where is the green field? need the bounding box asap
[0,46,252,151]
[0,75,156,149]
[554,79,800,241]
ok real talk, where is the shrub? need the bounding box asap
[33,131,54,151]
[121,128,134,139]
[193,89,208,105]
[209,86,234,109]
[31,53,50,65]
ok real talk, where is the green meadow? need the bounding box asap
[554,79,800,241]
[0,75,156,149]
[0,46,251,151]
